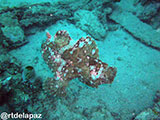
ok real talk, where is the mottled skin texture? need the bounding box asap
[42,30,117,96]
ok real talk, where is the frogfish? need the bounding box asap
[41,30,117,96]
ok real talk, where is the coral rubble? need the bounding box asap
[41,30,117,96]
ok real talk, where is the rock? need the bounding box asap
[134,108,158,120]
[105,7,113,15]
[0,2,76,28]
[0,0,119,44]
[0,53,23,107]
[0,53,11,74]
[154,90,160,103]
[140,0,160,5]
[0,2,76,49]
[134,99,160,120]
[110,10,160,50]
[92,3,113,25]
[140,2,160,30]
[73,10,107,41]
[0,45,6,54]
[19,3,73,27]
[139,3,159,21]
[0,11,27,49]
[138,2,160,25]
[0,53,42,112]
[0,53,22,78]
[150,12,160,30]
[1,26,25,43]
[0,12,19,26]
[131,1,160,30]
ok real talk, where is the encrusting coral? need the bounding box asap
[41,30,117,96]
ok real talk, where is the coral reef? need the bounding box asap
[41,30,117,96]
[0,53,25,111]
[0,2,74,50]
[0,53,42,113]
[0,0,119,50]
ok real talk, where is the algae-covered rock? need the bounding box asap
[0,1,117,42]
[0,2,75,37]
[0,11,26,49]
[73,10,107,41]
[138,3,159,21]
[1,26,25,43]
[134,108,158,120]
[134,103,160,120]
[15,2,73,28]
[134,92,160,120]
[0,53,21,77]
[0,53,23,107]
[0,54,10,74]
[154,90,160,103]
[139,2,160,30]
[0,12,19,26]
[0,53,42,112]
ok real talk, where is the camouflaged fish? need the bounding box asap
[41,30,117,96]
